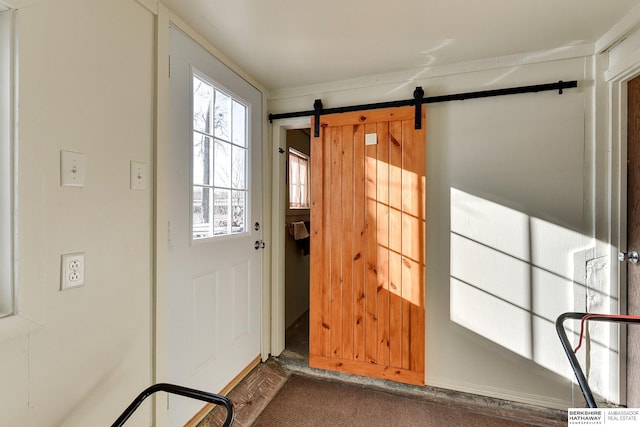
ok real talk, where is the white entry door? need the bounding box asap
[168,27,262,425]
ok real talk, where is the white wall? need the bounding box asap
[269,56,605,408]
[0,0,155,425]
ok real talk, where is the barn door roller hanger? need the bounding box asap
[268,80,578,137]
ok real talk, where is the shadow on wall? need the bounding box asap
[449,187,617,401]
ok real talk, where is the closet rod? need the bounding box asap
[268,80,578,136]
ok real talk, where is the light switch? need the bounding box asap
[365,133,377,146]
[60,150,87,187]
[130,161,147,190]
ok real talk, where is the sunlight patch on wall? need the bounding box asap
[451,278,533,358]
[450,187,596,381]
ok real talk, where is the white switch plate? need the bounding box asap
[60,150,87,187]
[130,161,147,190]
[61,252,85,290]
[365,133,377,145]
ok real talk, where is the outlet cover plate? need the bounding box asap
[61,252,85,290]
[130,161,147,190]
[60,150,87,187]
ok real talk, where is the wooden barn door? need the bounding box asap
[309,106,426,385]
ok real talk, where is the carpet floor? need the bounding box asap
[252,375,539,427]
[198,313,565,426]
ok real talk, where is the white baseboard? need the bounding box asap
[426,378,573,410]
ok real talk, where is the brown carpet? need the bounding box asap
[253,375,539,427]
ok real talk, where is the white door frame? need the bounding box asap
[600,24,640,405]
[154,5,270,426]
[603,64,632,408]
[608,66,640,407]
[270,117,311,356]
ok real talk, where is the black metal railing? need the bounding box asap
[111,383,233,427]
[556,312,640,408]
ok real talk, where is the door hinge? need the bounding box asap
[168,55,171,78]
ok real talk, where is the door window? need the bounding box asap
[192,72,248,239]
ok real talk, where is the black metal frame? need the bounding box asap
[111,383,233,427]
[556,312,640,408]
[269,80,578,137]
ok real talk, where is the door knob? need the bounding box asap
[619,251,639,264]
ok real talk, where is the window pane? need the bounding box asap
[299,158,307,187]
[214,189,230,235]
[193,186,213,239]
[193,133,212,186]
[191,72,250,239]
[288,149,310,209]
[214,90,231,140]
[193,77,212,134]
[214,139,231,188]
[232,145,246,190]
[232,100,246,147]
[290,186,299,207]
[231,190,246,234]
[289,155,299,186]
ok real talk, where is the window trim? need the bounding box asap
[190,67,251,242]
[0,6,15,318]
[288,147,310,210]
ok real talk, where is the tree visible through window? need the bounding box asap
[192,72,248,239]
[289,148,309,209]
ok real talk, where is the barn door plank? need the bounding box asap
[364,122,379,364]
[388,120,404,368]
[376,122,391,367]
[341,124,355,361]
[353,124,366,362]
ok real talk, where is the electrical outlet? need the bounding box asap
[61,253,85,290]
